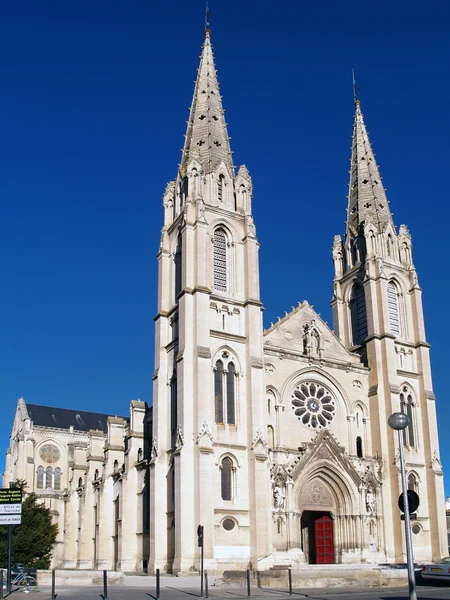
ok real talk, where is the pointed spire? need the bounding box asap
[180,29,234,177]
[346,99,394,236]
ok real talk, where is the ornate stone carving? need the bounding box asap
[352,380,362,390]
[302,480,333,508]
[150,438,159,462]
[251,429,268,461]
[175,425,184,453]
[196,422,214,453]
[265,363,275,374]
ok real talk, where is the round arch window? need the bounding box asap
[412,523,421,535]
[222,518,235,531]
[291,381,336,430]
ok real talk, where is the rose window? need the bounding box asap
[291,382,336,430]
[39,444,61,463]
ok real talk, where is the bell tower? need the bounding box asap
[150,25,271,574]
[331,98,447,560]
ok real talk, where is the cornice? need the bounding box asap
[210,330,246,343]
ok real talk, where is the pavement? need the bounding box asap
[6,579,450,600]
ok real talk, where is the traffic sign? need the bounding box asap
[0,514,22,525]
[0,504,22,514]
[0,489,22,505]
[398,490,420,515]
[0,488,23,525]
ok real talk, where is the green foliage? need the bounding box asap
[0,481,58,569]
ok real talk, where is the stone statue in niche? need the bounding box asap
[302,321,321,357]
[273,484,286,510]
[365,486,376,514]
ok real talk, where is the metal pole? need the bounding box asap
[288,567,292,595]
[247,569,251,597]
[0,568,4,599]
[200,541,204,597]
[6,525,12,593]
[205,570,209,599]
[52,568,57,599]
[398,431,417,600]
[100,569,108,600]
[156,568,160,600]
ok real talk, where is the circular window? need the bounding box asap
[222,518,235,531]
[291,382,336,430]
[39,444,61,464]
[412,523,421,535]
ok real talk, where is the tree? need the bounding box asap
[0,481,58,569]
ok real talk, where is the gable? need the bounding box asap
[264,302,360,364]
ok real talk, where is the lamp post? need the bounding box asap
[388,412,417,600]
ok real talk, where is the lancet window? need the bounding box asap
[174,234,182,301]
[36,465,62,490]
[350,284,367,345]
[213,228,227,292]
[218,174,225,203]
[387,282,400,336]
[400,386,415,448]
[220,456,236,501]
[214,352,238,425]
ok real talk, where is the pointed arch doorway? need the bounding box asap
[301,511,334,564]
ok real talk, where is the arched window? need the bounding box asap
[77,477,83,488]
[221,457,233,501]
[214,360,224,423]
[37,466,44,489]
[387,282,400,336]
[113,460,119,471]
[400,387,415,447]
[170,370,178,439]
[94,469,99,481]
[350,239,358,266]
[350,285,367,345]
[226,363,236,425]
[408,473,417,492]
[45,467,53,488]
[213,229,227,292]
[356,436,363,458]
[387,234,392,257]
[267,426,275,449]
[218,174,225,202]
[174,234,182,301]
[277,517,284,535]
[54,467,61,490]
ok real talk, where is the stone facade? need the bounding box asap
[3,28,447,573]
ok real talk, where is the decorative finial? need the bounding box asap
[352,68,359,106]
[205,1,211,34]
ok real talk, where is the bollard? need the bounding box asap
[205,570,209,599]
[288,567,292,595]
[52,569,58,599]
[156,568,160,600]
[246,569,251,597]
[100,569,108,600]
[0,568,3,599]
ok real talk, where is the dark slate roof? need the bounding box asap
[26,403,128,433]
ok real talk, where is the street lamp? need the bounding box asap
[388,412,417,600]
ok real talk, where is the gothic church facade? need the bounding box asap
[3,28,447,573]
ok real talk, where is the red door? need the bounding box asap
[314,515,334,564]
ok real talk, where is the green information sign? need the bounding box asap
[0,489,23,504]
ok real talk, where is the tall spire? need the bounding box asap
[346,99,394,236]
[180,29,234,176]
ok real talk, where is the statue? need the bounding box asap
[273,484,285,510]
[365,487,376,513]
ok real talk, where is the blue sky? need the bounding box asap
[1,1,450,494]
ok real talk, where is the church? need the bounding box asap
[3,25,447,574]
